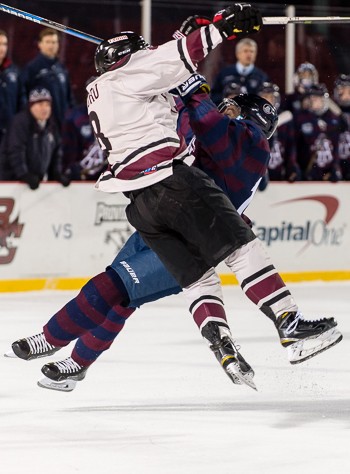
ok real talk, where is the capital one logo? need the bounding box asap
[0,198,24,264]
[255,195,346,253]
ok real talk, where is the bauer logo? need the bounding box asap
[0,198,24,265]
[108,35,128,43]
[253,195,346,253]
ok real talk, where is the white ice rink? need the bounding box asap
[0,282,349,474]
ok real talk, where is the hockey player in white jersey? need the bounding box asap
[5,5,342,388]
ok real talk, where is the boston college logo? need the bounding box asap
[0,198,24,264]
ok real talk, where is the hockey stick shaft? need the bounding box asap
[263,16,350,25]
[2,2,350,41]
[0,3,102,44]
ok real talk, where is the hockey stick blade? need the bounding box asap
[263,16,350,25]
[0,3,102,44]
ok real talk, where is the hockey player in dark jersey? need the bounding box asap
[257,81,301,182]
[294,83,343,181]
[7,8,342,392]
[333,74,350,180]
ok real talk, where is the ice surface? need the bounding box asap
[0,282,349,473]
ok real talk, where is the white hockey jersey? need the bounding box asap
[87,25,223,192]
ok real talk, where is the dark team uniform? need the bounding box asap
[337,106,350,180]
[0,57,25,144]
[294,108,342,181]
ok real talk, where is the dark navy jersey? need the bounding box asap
[177,91,271,214]
[294,108,342,181]
[211,64,269,105]
[21,53,74,128]
[0,58,25,140]
[268,112,300,181]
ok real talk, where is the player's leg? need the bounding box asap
[7,268,130,360]
[224,238,342,363]
[183,267,256,390]
[126,166,257,389]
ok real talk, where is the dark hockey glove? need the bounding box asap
[173,73,210,103]
[178,15,212,38]
[213,3,262,40]
[20,172,40,190]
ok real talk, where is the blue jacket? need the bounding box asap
[21,53,74,128]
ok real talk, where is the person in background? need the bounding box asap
[0,29,25,146]
[283,62,319,114]
[211,37,269,105]
[258,81,300,182]
[20,28,75,131]
[294,83,343,182]
[61,77,107,180]
[0,87,70,189]
[333,74,350,180]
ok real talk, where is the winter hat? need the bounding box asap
[29,88,52,104]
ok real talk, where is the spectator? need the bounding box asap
[258,81,300,182]
[0,29,25,146]
[20,28,75,131]
[211,37,269,105]
[0,87,70,189]
[333,74,350,180]
[61,78,107,180]
[294,83,342,182]
[282,62,319,113]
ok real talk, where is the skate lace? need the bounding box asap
[27,333,55,354]
[54,357,82,374]
[285,312,303,335]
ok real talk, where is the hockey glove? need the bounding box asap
[173,15,212,39]
[213,3,262,40]
[172,74,210,103]
[20,172,40,190]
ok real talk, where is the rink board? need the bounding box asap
[0,181,350,291]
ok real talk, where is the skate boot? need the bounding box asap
[276,311,343,364]
[38,357,88,392]
[201,321,257,391]
[5,332,60,360]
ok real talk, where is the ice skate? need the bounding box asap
[4,332,60,360]
[276,311,343,364]
[37,357,88,392]
[201,321,257,391]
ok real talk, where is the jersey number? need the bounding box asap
[89,111,112,153]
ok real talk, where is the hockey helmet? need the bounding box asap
[334,74,350,107]
[218,94,278,139]
[258,82,281,109]
[94,32,149,74]
[223,81,242,99]
[303,83,329,115]
[293,62,319,90]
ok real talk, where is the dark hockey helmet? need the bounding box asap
[334,74,350,106]
[94,32,149,74]
[223,81,242,98]
[257,81,281,109]
[219,94,278,139]
[303,83,329,115]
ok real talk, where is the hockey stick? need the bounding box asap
[2,2,350,42]
[263,16,350,25]
[0,3,102,44]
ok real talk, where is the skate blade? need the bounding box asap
[4,349,17,358]
[226,362,257,391]
[37,377,77,392]
[288,327,343,364]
